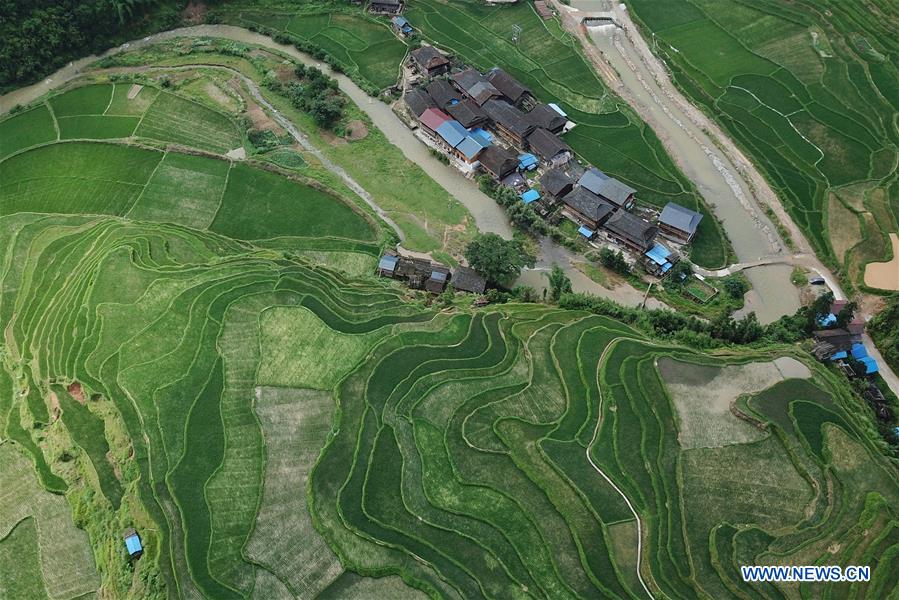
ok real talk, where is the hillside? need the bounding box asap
[1,17,898,600]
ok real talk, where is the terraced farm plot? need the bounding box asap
[626,0,899,282]
[404,0,730,268]
[0,444,100,599]
[210,163,377,241]
[127,151,231,229]
[135,91,242,154]
[0,104,57,159]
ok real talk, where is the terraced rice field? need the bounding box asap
[1,41,897,600]
[625,0,899,286]
[404,0,730,268]
[238,10,408,90]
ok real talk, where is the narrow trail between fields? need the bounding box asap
[587,337,655,600]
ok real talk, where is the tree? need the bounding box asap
[438,285,455,307]
[464,233,535,285]
[545,264,572,301]
[598,247,629,275]
[722,276,748,299]
[836,301,858,328]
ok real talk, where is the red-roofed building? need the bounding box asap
[418,107,451,136]
[830,299,849,315]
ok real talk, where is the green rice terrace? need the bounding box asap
[1,11,899,600]
[625,0,899,289]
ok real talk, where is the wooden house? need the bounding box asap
[410,45,450,76]
[526,128,571,167]
[578,167,636,210]
[479,145,518,179]
[451,266,487,294]
[369,0,402,13]
[485,67,533,107]
[482,99,534,148]
[561,187,615,229]
[658,202,703,243]
[604,210,658,252]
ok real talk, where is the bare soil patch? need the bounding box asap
[67,382,86,405]
[321,129,348,146]
[204,81,238,112]
[182,0,208,25]
[344,119,369,141]
[659,357,810,449]
[49,391,60,421]
[864,232,899,291]
[126,84,143,100]
[228,78,283,134]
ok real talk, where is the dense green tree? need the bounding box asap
[545,264,572,301]
[464,233,534,285]
[722,276,748,299]
[598,247,629,275]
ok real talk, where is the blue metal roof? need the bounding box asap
[851,342,868,360]
[456,135,490,160]
[436,120,468,148]
[378,255,398,271]
[468,131,491,146]
[520,189,541,204]
[392,16,409,27]
[830,351,848,360]
[430,271,448,282]
[817,313,837,327]
[661,262,673,273]
[860,356,879,374]
[125,534,142,556]
[518,153,538,170]
[644,243,672,266]
[577,226,595,238]
[471,127,493,141]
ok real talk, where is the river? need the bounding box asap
[575,14,800,323]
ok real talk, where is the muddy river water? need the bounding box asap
[583,17,800,322]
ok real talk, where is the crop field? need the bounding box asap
[404,0,730,268]
[625,0,899,287]
[1,29,898,600]
[236,9,408,89]
[2,159,898,599]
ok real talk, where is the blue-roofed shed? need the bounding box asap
[520,189,540,204]
[518,153,538,171]
[436,120,468,148]
[818,313,837,327]
[860,356,879,374]
[378,254,399,275]
[577,226,595,239]
[851,343,869,360]
[645,243,675,276]
[123,529,143,559]
[830,350,848,360]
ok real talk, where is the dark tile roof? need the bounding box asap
[486,68,531,104]
[403,88,435,117]
[482,99,534,139]
[479,145,518,178]
[446,99,488,128]
[526,128,570,160]
[524,103,566,132]
[659,202,703,235]
[605,210,658,249]
[411,45,449,71]
[452,266,487,293]
[562,187,614,223]
[425,79,460,108]
[372,0,401,5]
[579,167,636,207]
[540,167,575,197]
[452,69,500,105]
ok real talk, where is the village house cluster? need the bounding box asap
[400,42,706,277]
[377,251,487,296]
